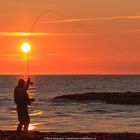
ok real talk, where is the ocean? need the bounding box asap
[0,75,140,132]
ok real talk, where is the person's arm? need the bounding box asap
[24,78,35,104]
[24,91,35,105]
[23,78,31,92]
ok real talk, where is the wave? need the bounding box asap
[0,98,12,101]
[53,91,140,105]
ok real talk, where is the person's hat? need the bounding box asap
[18,79,26,86]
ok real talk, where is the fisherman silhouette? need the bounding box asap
[14,78,35,132]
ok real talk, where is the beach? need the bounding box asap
[0,131,140,140]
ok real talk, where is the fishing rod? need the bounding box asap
[28,10,50,43]
[22,11,50,79]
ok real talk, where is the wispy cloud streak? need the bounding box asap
[0,54,19,57]
[0,53,59,57]
[1,16,139,37]
[0,32,95,37]
[41,16,140,24]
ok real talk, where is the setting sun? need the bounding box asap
[21,43,31,53]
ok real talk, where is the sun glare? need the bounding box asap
[21,43,31,53]
[28,124,35,130]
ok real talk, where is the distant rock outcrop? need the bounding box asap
[53,92,140,105]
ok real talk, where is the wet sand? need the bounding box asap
[0,131,140,140]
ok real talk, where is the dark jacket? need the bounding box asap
[14,85,31,107]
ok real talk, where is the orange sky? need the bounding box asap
[0,0,140,74]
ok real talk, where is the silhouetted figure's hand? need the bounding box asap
[27,78,31,83]
[30,98,35,102]
[27,78,33,85]
[30,82,33,85]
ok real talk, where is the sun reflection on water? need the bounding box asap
[28,122,45,131]
[30,110,44,116]
[28,124,35,130]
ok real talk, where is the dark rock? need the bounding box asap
[53,92,140,105]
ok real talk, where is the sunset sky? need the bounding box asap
[0,0,140,74]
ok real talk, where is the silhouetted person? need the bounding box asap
[14,78,35,132]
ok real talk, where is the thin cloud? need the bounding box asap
[41,16,140,24]
[36,53,60,56]
[1,15,139,37]
[0,54,19,57]
[120,28,140,32]
[0,32,95,37]
[0,53,60,57]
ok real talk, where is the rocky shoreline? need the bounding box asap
[0,131,140,140]
[53,92,140,105]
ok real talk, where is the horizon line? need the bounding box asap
[0,73,140,76]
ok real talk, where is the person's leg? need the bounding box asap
[23,108,30,132]
[23,121,30,132]
[17,106,24,132]
[17,122,23,132]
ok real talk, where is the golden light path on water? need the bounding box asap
[30,110,44,117]
[28,124,35,130]
[29,122,45,131]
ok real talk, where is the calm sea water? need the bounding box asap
[0,75,140,132]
